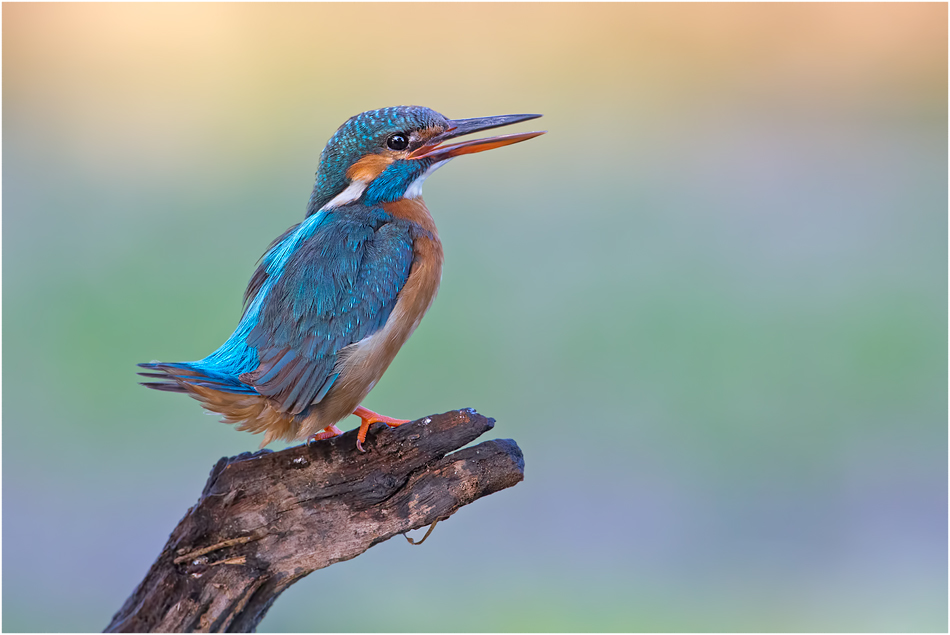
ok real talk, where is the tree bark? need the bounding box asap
[106,409,524,633]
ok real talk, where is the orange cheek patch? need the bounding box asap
[346,154,394,182]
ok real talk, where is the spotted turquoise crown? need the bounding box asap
[307,106,450,214]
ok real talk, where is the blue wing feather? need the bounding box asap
[140,203,415,417]
[245,205,414,414]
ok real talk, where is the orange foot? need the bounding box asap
[354,405,410,453]
[306,424,343,446]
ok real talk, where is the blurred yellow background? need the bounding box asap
[3,3,946,631]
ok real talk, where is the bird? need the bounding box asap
[139,106,544,451]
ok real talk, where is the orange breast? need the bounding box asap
[378,197,444,343]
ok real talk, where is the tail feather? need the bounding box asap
[139,381,189,393]
[137,362,257,395]
[136,360,305,446]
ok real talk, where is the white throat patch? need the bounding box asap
[404,159,452,199]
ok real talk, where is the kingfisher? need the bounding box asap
[139,106,544,451]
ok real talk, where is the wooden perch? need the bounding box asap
[106,409,524,633]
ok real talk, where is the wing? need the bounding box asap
[241,206,415,416]
[243,222,300,310]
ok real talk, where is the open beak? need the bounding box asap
[409,113,545,161]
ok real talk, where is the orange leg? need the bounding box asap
[306,424,343,446]
[354,405,410,452]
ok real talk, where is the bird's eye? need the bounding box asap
[387,134,409,151]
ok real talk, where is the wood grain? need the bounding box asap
[105,409,524,633]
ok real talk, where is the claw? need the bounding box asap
[353,405,410,452]
[306,424,343,446]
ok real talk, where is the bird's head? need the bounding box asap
[307,106,544,214]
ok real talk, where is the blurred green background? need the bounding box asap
[3,3,946,632]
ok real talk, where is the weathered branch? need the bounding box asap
[106,409,524,633]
